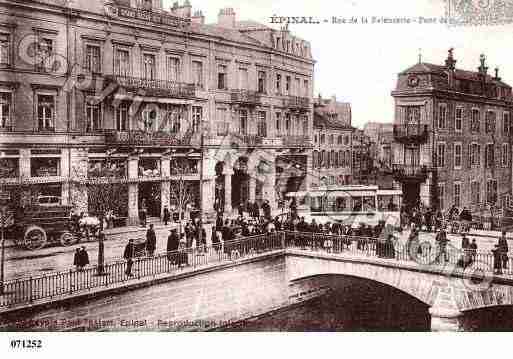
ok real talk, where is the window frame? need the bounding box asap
[436,142,446,168]
[35,92,56,132]
[455,106,463,132]
[84,43,102,74]
[454,142,462,169]
[438,103,447,129]
[0,90,13,130]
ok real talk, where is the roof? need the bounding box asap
[401,62,511,88]
[190,23,264,46]
[314,112,353,131]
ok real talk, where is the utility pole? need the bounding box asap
[197,121,205,254]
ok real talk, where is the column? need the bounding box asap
[69,148,89,214]
[61,148,70,206]
[127,155,139,226]
[263,168,277,213]
[420,174,432,208]
[224,169,233,214]
[160,155,171,218]
[19,148,30,178]
[303,150,313,191]
[249,172,256,202]
[429,307,463,332]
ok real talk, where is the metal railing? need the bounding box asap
[282,96,310,110]
[392,164,428,180]
[281,135,312,147]
[230,89,261,105]
[393,124,429,143]
[110,75,196,98]
[0,233,284,308]
[104,130,198,147]
[2,231,512,309]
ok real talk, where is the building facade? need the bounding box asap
[312,95,353,187]
[364,122,394,170]
[391,49,513,212]
[352,129,372,183]
[0,0,315,224]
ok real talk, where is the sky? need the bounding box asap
[164,0,513,128]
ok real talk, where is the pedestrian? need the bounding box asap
[146,223,156,256]
[469,239,477,263]
[73,246,89,271]
[124,239,135,276]
[498,231,509,270]
[435,228,449,263]
[167,229,180,263]
[493,244,503,275]
[178,233,188,268]
[140,199,147,227]
[461,234,470,250]
[262,200,271,220]
[73,248,81,271]
[163,206,170,226]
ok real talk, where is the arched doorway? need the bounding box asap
[232,157,250,209]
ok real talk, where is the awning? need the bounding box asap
[285,191,309,198]
[377,190,403,196]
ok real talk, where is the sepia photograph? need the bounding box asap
[1,0,513,348]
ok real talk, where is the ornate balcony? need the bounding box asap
[283,96,310,111]
[230,90,261,106]
[393,124,429,144]
[392,164,428,183]
[281,135,312,148]
[104,130,198,147]
[228,133,264,147]
[104,4,191,28]
[107,75,196,99]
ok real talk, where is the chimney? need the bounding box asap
[494,67,501,81]
[445,48,456,88]
[191,10,205,25]
[478,54,488,77]
[218,8,236,28]
[169,1,191,18]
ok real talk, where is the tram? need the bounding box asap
[285,185,403,228]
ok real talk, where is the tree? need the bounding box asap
[169,158,196,237]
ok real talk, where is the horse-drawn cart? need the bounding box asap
[12,205,79,250]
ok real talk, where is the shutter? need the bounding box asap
[467,143,472,168]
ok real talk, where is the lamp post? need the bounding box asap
[197,121,205,254]
[0,151,7,294]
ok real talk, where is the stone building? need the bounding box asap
[311,95,353,187]
[364,122,394,169]
[0,0,314,224]
[391,49,513,212]
[352,129,372,183]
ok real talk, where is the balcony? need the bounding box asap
[230,90,261,106]
[108,75,196,99]
[392,164,428,183]
[283,96,310,111]
[228,134,264,147]
[281,135,312,148]
[104,130,198,147]
[104,4,191,28]
[393,124,429,144]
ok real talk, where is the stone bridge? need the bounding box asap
[1,233,513,331]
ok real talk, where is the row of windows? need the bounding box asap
[437,104,511,135]
[215,109,309,138]
[438,179,498,209]
[435,142,510,168]
[312,150,351,169]
[314,133,351,146]
[218,65,309,96]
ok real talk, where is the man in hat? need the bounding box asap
[167,229,180,263]
[163,205,171,226]
[146,224,157,256]
[498,231,509,270]
[123,239,135,276]
[435,228,449,263]
[493,244,503,275]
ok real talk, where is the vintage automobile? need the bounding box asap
[11,205,79,250]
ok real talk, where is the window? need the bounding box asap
[438,104,446,129]
[302,116,308,135]
[142,107,158,132]
[143,53,156,80]
[485,144,495,168]
[285,76,291,94]
[285,113,291,135]
[303,80,309,97]
[337,135,343,145]
[257,111,267,137]
[295,78,300,96]
[0,33,10,66]
[85,45,101,73]
[339,151,344,167]
[115,49,130,77]
[86,102,101,132]
[239,110,248,135]
[192,106,202,133]
[37,94,55,131]
[486,179,498,204]
[313,151,319,169]
[454,142,462,169]
[257,71,266,94]
[470,143,481,167]
[344,136,349,145]
[455,107,463,132]
[321,150,326,167]
[471,181,481,205]
[485,111,496,133]
[471,108,480,132]
[192,61,203,88]
[329,135,334,145]
[454,182,461,208]
[36,38,53,72]
[216,108,228,136]
[345,150,351,168]
[275,37,281,49]
[438,183,445,211]
[0,92,11,129]
[217,64,227,90]
[502,143,509,167]
[332,150,338,167]
[275,112,282,135]
[116,104,128,131]
[239,67,248,90]
[167,57,180,82]
[31,157,60,177]
[503,112,510,135]
[436,143,446,167]
[276,73,281,93]
[320,134,325,144]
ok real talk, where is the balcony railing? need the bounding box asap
[104,130,197,147]
[108,75,196,99]
[230,90,261,105]
[393,124,428,144]
[392,164,428,182]
[105,4,191,28]
[283,96,310,110]
[229,133,264,147]
[281,135,312,147]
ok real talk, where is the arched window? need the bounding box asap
[313,151,319,169]
[338,135,343,145]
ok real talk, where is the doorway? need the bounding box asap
[139,182,161,218]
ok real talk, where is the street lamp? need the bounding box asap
[0,151,7,294]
